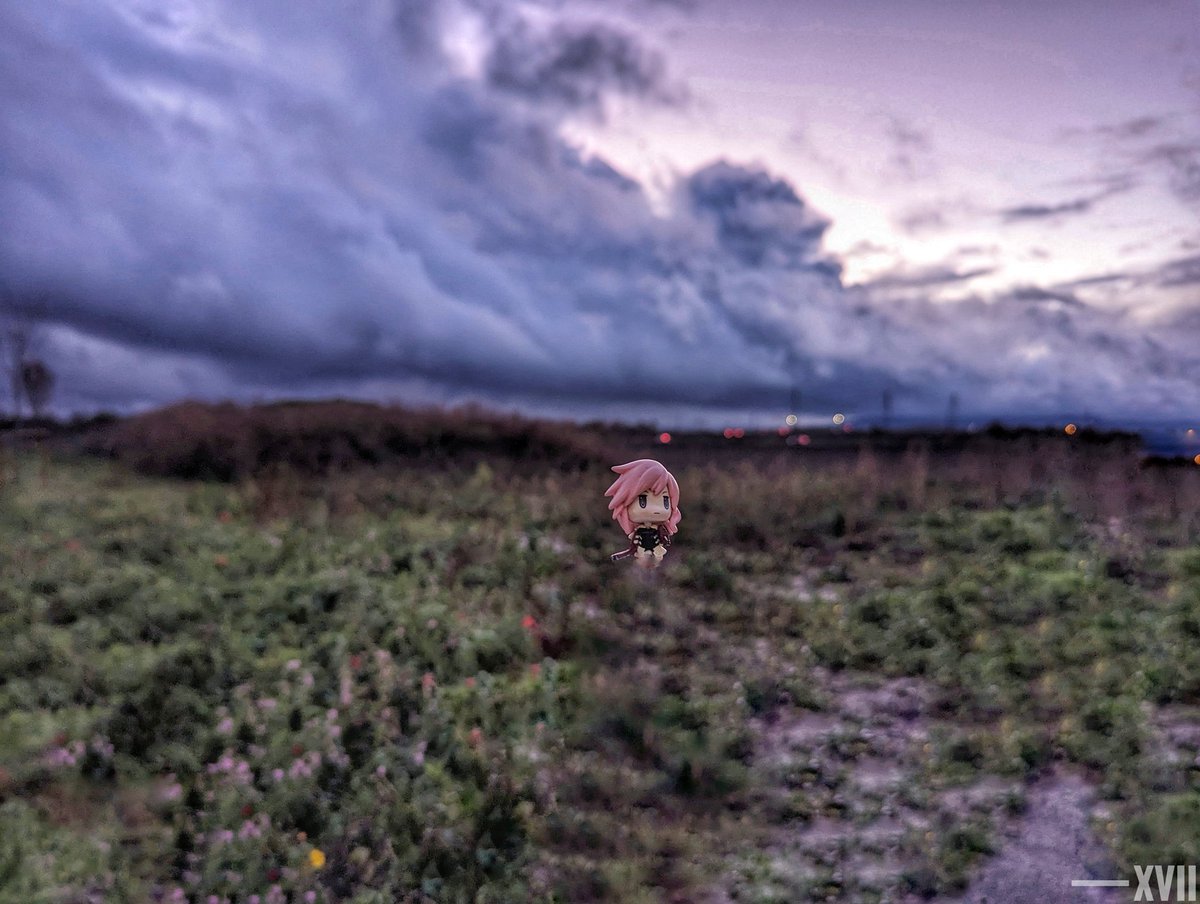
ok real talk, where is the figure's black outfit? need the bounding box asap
[634,526,664,552]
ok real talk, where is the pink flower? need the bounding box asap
[237,819,261,840]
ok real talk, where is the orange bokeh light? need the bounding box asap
[1064,424,1077,435]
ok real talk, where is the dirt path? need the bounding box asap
[948,770,1123,904]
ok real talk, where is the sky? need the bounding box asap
[1,0,1199,427]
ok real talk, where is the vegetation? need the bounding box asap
[2,418,1199,902]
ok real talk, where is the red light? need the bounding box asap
[658,432,671,444]
[723,428,734,439]
[798,434,811,446]
[777,426,790,436]
[734,428,745,438]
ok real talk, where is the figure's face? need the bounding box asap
[626,488,672,526]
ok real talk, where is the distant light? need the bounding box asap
[798,434,811,446]
[842,424,853,433]
[733,428,745,438]
[1064,423,1077,436]
[1194,454,1200,466]
[723,428,734,439]
[832,413,845,425]
[785,414,798,426]
[658,432,671,444]
[777,426,790,437]
[1189,428,1196,437]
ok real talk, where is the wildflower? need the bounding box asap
[421,672,436,696]
[65,538,83,552]
[529,663,542,678]
[285,659,301,671]
[464,676,476,689]
[468,727,483,748]
[349,654,363,670]
[309,848,326,869]
[218,511,233,523]
[238,819,262,840]
[266,886,285,904]
[214,554,229,568]
[256,698,278,711]
[272,768,284,782]
[413,741,427,767]
[521,615,538,631]
[159,777,182,801]
[305,892,317,904]
[375,764,387,778]
[217,717,234,735]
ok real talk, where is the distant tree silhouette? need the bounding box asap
[1,321,29,418]
[1,299,50,420]
[22,360,54,418]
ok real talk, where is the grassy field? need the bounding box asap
[2,434,1200,903]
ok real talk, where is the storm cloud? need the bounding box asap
[2,0,1198,425]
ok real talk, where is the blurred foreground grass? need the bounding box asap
[2,443,1200,902]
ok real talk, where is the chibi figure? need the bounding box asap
[605,459,681,568]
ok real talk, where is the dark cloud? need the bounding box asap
[999,196,1094,222]
[1156,254,1200,287]
[865,265,994,290]
[1007,286,1085,307]
[1071,114,1200,209]
[1145,142,1200,203]
[686,161,837,273]
[484,18,683,113]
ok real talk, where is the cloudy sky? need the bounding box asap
[2,0,1198,426]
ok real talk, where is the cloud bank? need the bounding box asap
[1,0,1197,424]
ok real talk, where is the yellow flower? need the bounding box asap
[309,848,326,869]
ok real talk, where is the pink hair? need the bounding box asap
[605,459,681,537]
